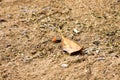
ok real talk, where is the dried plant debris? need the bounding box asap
[61,36,82,55]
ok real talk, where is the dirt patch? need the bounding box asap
[0,0,120,80]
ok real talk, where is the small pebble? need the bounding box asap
[33,28,36,30]
[7,14,12,19]
[96,49,100,54]
[82,48,89,54]
[73,29,79,34]
[52,36,61,43]
[61,64,69,68]
[22,56,32,63]
[97,56,105,61]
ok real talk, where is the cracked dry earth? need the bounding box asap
[0,0,120,80]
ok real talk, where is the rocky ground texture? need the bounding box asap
[0,0,120,80]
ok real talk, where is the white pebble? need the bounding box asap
[73,29,79,34]
[61,64,69,68]
[33,28,36,30]
[96,49,100,54]
[97,57,105,61]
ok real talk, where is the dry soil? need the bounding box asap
[0,0,120,80]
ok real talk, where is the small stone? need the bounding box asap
[22,56,32,63]
[97,56,105,61]
[33,28,36,30]
[21,54,24,56]
[73,29,79,34]
[61,64,69,68]
[82,48,89,54]
[7,14,12,19]
[52,36,61,43]
[96,49,100,54]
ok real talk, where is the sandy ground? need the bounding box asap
[0,0,120,80]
